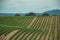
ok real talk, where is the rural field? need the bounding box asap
[0,16,60,40]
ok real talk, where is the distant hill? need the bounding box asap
[0,13,25,16]
[42,9,60,15]
[0,9,60,16]
[0,13,15,16]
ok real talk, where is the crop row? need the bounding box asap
[0,16,59,40]
[9,16,57,40]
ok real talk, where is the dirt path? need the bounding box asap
[27,17,37,28]
[3,30,19,40]
[0,34,5,40]
[45,16,53,40]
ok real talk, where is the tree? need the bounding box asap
[42,13,49,16]
[25,12,36,16]
[15,13,20,16]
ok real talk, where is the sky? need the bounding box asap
[0,0,60,13]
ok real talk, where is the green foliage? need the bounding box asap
[0,16,34,28]
[25,12,36,16]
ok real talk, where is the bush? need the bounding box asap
[25,12,36,16]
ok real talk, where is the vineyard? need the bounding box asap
[0,16,60,40]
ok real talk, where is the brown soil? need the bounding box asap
[12,32,22,40]
[27,17,37,28]
[0,34,5,40]
[3,30,19,40]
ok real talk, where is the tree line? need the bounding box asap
[15,12,57,16]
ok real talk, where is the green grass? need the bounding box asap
[0,16,34,28]
[0,24,16,35]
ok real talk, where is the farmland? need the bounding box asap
[0,16,60,40]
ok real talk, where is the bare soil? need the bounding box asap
[3,30,19,40]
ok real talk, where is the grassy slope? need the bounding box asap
[0,16,34,28]
[0,16,60,40]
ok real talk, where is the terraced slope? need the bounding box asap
[0,16,59,40]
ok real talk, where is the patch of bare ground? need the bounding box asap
[45,16,53,40]
[27,17,37,28]
[0,34,5,40]
[3,30,19,40]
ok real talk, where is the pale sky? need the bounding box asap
[0,0,60,13]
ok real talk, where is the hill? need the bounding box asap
[43,9,60,15]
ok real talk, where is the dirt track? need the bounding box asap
[3,30,19,40]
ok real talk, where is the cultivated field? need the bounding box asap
[0,16,60,40]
